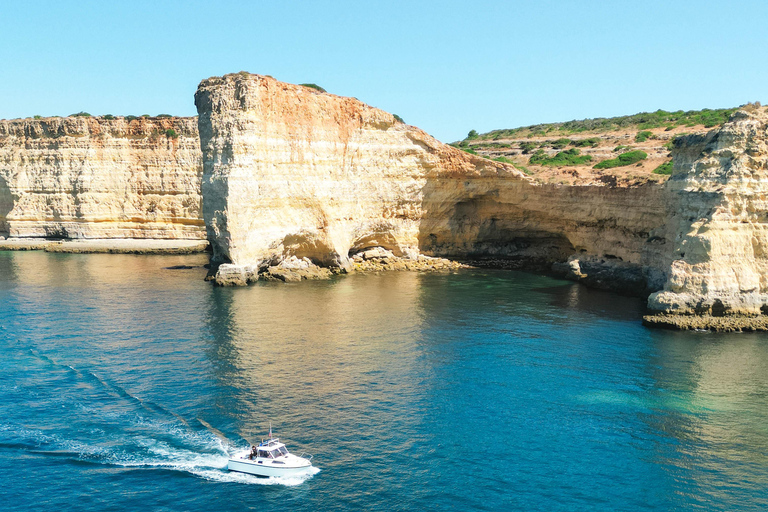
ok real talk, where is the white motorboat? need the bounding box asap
[227,431,313,478]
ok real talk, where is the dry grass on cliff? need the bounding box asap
[455,109,738,186]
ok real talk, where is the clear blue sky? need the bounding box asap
[1,0,766,142]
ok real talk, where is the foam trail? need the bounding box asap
[11,349,319,486]
[1,421,318,487]
[195,417,233,447]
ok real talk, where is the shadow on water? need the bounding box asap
[531,280,647,322]
[642,330,768,510]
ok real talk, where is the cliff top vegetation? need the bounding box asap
[463,107,738,142]
[451,106,751,187]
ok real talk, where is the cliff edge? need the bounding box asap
[645,105,768,330]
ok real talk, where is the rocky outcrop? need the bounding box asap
[0,116,204,239]
[195,73,666,288]
[645,106,768,326]
[195,73,523,280]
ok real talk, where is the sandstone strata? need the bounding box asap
[0,116,204,240]
[644,106,768,325]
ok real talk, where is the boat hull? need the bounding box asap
[227,458,312,478]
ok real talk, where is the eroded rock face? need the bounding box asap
[423,179,667,293]
[195,72,522,273]
[647,106,768,317]
[0,116,204,239]
[195,73,668,288]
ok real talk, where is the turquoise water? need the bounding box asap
[1,251,767,511]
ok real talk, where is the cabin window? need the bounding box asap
[258,450,271,458]
[278,447,288,456]
[270,449,281,458]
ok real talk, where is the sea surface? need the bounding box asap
[1,251,767,511]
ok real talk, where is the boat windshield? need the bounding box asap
[278,447,288,456]
[270,449,285,458]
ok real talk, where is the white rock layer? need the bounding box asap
[0,116,204,239]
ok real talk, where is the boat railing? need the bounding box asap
[299,452,313,461]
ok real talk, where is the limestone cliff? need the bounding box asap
[646,106,768,324]
[195,73,666,289]
[0,116,204,239]
[195,73,524,274]
[3,74,763,330]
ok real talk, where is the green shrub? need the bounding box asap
[594,150,648,169]
[125,115,138,122]
[635,130,654,142]
[33,115,42,120]
[102,114,115,120]
[519,141,539,154]
[393,114,404,123]
[165,128,179,139]
[550,138,571,149]
[572,137,600,147]
[529,148,592,166]
[467,129,479,139]
[493,156,514,164]
[299,83,326,92]
[653,161,673,175]
[70,111,91,117]
[614,145,631,152]
[156,114,172,118]
[461,147,478,155]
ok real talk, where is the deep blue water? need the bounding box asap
[1,251,767,511]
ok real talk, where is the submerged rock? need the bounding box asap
[642,313,768,332]
[213,264,258,286]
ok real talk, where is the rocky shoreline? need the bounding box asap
[0,238,209,254]
[209,248,466,286]
[642,313,768,332]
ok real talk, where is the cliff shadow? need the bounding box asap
[0,175,13,236]
[418,178,575,269]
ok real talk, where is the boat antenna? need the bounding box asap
[269,422,272,439]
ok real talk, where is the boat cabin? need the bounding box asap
[251,438,289,460]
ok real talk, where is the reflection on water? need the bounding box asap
[203,273,429,469]
[648,332,768,510]
[1,255,768,511]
